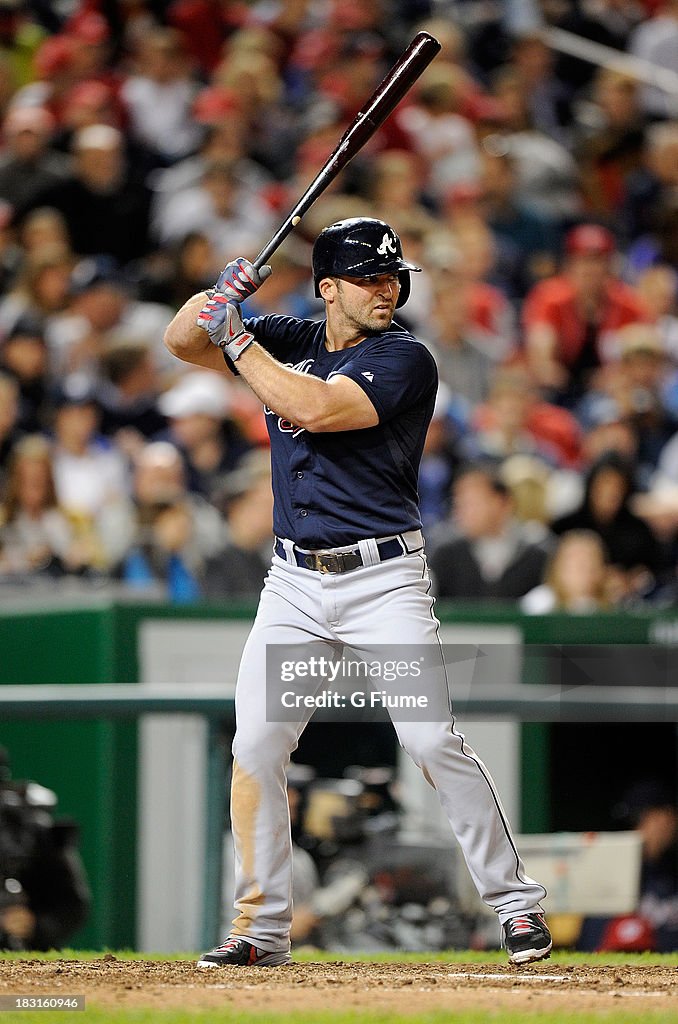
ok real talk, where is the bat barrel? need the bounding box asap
[252,31,441,270]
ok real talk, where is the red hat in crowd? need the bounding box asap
[192,86,242,125]
[565,224,616,257]
[34,35,77,79]
[65,11,110,45]
[597,915,656,953]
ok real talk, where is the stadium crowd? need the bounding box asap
[1,0,678,608]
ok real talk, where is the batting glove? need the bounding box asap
[210,258,272,303]
[196,294,255,361]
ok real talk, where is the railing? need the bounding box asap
[4,681,678,948]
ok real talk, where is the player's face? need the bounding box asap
[330,273,401,336]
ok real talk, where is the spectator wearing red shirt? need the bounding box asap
[523,224,647,402]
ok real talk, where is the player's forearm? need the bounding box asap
[164,293,227,372]
[236,344,338,431]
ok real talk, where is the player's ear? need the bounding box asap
[319,277,337,302]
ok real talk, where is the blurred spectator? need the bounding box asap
[0,434,89,579]
[396,63,481,200]
[0,104,69,217]
[51,381,128,526]
[0,317,49,433]
[636,266,678,362]
[38,123,152,264]
[425,260,495,408]
[426,231,515,364]
[203,450,274,600]
[510,31,571,145]
[478,144,559,300]
[18,206,71,258]
[98,441,223,600]
[574,70,646,222]
[629,0,678,118]
[156,371,252,497]
[0,372,22,488]
[579,780,678,952]
[120,28,201,167]
[523,224,647,400]
[48,256,174,381]
[152,156,273,263]
[97,341,166,441]
[490,68,581,224]
[551,452,661,599]
[468,367,582,470]
[624,122,678,245]
[0,244,73,341]
[521,529,613,613]
[418,383,462,532]
[430,465,552,600]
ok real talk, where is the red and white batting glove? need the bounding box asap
[196,295,255,361]
[209,258,272,303]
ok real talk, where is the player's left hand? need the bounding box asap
[213,258,272,303]
[196,294,255,361]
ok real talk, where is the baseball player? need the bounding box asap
[163,217,551,967]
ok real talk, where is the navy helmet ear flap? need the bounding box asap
[312,217,420,308]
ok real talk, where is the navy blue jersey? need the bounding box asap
[240,313,438,548]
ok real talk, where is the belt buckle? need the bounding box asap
[317,552,341,574]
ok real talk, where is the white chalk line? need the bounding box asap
[448,972,569,983]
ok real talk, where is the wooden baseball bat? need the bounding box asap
[252,31,441,270]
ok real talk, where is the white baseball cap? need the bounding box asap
[158,372,231,419]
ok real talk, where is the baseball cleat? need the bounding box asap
[197,935,291,968]
[503,913,552,965]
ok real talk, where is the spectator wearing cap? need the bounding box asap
[50,380,128,524]
[156,371,252,498]
[0,105,70,216]
[523,224,648,402]
[120,28,202,168]
[429,464,552,601]
[37,123,152,264]
[98,440,223,601]
[202,450,274,600]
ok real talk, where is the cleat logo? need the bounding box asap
[376,233,397,256]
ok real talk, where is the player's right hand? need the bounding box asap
[213,258,272,303]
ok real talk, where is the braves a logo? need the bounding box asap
[376,233,397,256]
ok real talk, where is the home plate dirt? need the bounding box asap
[2,958,678,1016]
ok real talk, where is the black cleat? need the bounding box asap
[503,913,552,965]
[197,935,291,968]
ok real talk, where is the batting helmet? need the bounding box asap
[312,218,421,308]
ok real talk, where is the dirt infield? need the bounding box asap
[2,957,678,1017]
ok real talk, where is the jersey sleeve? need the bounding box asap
[335,334,438,421]
[222,314,308,375]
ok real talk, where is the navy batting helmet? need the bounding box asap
[312,217,421,308]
